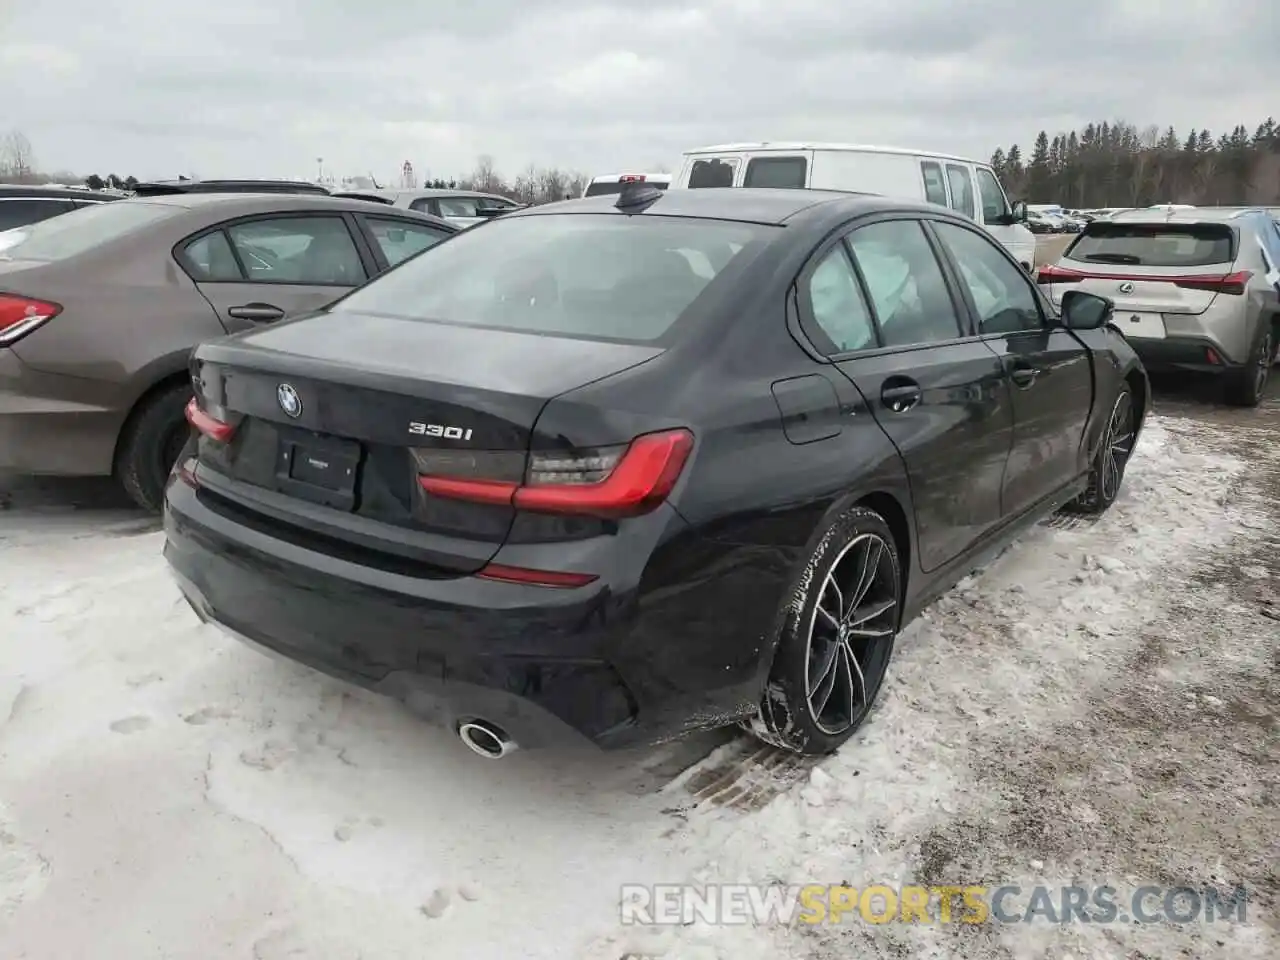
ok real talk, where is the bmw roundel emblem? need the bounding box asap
[277,383,302,418]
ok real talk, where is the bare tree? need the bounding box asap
[1,130,36,183]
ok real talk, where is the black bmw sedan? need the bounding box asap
[164,186,1148,758]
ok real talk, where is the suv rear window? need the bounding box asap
[0,200,181,262]
[1067,222,1236,267]
[332,213,771,344]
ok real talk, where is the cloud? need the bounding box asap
[1,0,1273,182]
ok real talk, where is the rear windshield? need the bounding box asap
[583,180,670,197]
[687,158,738,188]
[1067,222,1236,267]
[0,200,181,262]
[332,213,772,343]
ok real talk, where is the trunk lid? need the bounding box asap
[189,312,664,575]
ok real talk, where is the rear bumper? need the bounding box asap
[0,349,122,475]
[1125,335,1246,374]
[163,473,772,750]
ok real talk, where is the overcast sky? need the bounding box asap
[2,1,1275,183]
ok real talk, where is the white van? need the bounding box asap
[582,173,672,198]
[673,142,1037,270]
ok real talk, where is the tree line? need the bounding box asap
[9,117,1280,209]
[991,117,1280,208]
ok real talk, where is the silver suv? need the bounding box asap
[1038,207,1280,406]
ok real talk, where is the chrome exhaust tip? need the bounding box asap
[457,720,516,759]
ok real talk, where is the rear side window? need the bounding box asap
[688,158,738,188]
[0,200,181,261]
[365,216,450,266]
[225,216,366,285]
[920,162,947,207]
[1067,223,1236,267]
[0,199,71,231]
[805,247,877,353]
[182,231,243,281]
[846,220,964,347]
[975,168,1010,221]
[945,165,976,219]
[332,213,771,344]
[743,157,807,189]
[437,197,481,218]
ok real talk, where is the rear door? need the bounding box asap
[177,212,376,333]
[1038,220,1240,341]
[805,216,1014,573]
[930,219,1093,517]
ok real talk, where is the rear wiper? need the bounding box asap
[1081,253,1142,264]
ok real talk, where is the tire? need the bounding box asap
[1066,385,1135,515]
[1223,323,1274,408]
[747,505,901,755]
[116,382,195,513]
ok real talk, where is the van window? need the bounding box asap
[688,158,738,189]
[945,165,976,219]
[743,157,807,189]
[920,162,947,207]
[975,168,1010,222]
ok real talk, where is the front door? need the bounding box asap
[928,219,1093,517]
[178,213,373,333]
[821,217,1014,573]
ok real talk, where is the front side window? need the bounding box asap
[933,222,1042,334]
[805,247,877,353]
[846,220,963,347]
[946,165,976,219]
[0,200,181,262]
[365,217,450,266]
[975,168,1010,222]
[744,157,807,189]
[225,216,366,285]
[332,213,771,344]
[688,158,738,189]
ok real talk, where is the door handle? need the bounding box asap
[1010,365,1039,388]
[881,380,922,413]
[227,303,286,323]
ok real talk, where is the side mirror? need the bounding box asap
[1010,200,1028,222]
[1060,289,1114,330]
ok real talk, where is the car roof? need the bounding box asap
[682,142,984,165]
[132,179,329,195]
[508,187,929,226]
[1105,207,1262,226]
[104,193,457,229]
[0,184,112,199]
[334,188,509,202]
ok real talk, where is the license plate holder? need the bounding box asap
[1118,312,1166,339]
[274,432,361,510]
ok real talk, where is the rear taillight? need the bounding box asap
[619,174,646,183]
[1172,271,1251,295]
[0,294,61,345]
[1036,265,1082,284]
[184,397,236,443]
[417,428,695,519]
[1035,265,1251,295]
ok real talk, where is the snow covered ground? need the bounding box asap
[1,389,1276,960]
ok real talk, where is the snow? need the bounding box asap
[2,411,1277,960]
